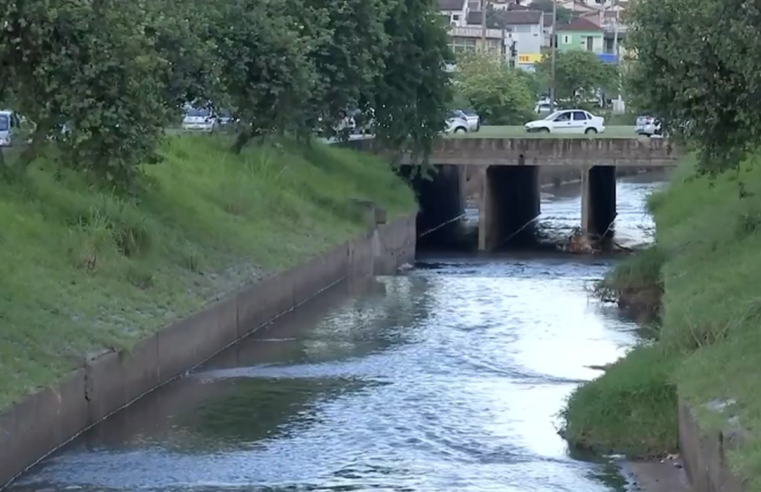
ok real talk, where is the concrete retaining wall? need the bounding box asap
[0,214,416,488]
[679,398,748,492]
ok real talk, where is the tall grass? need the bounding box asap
[0,135,416,409]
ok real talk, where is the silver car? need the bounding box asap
[635,115,662,136]
[452,109,480,132]
[445,113,469,134]
[0,110,22,147]
[181,107,216,132]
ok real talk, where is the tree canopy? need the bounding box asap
[455,52,534,125]
[624,0,761,174]
[535,50,618,108]
[0,0,453,186]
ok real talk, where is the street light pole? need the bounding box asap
[549,0,557,112]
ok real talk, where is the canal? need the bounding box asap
[8,172,667,492]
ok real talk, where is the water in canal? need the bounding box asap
[9,172,667,492]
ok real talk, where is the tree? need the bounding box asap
[365,0,453,163]
[625,0,761,174]
[145,0,223,112]
[525,0,578,25]
[2,0,170,185]
[292,0,390,140]
[455,52,534,125]
[535,50,618,108]
[213,0,318,152]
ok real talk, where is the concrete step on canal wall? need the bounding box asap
[0,213,417,489]
[680,398,748,492]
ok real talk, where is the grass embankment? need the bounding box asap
[0,135,416,411]
[563,153,761,485]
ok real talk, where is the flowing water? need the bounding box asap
[8,172,667,492]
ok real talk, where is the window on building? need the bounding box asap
[486,39,502,53]
[453,14,460,21]
[562,35,571,44]
[450,37,477,53]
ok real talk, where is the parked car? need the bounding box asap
[524,109,605,135]
[534,103,553,115]
[216,110,237,126]
[635,115,662,137]
[181,107,216,132]
[445,112,470,134]
[0,110,22,147]
[452,109,480,132]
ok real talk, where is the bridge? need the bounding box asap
[352,137,684,250]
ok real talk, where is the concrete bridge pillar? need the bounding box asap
[403,164,465,249]
[581,165,617,237]
[479,165,540,251]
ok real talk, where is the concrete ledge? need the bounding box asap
[679,398,748,492]
[0,213,416,488]
[357,137,682,167]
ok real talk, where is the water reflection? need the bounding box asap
[8,175,666,492]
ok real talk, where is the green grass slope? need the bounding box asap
[562,153,761,486]
[0,135,416,410]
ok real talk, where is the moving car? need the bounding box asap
[635,115,662,136]
[452,109,480,132]
[445,112,470,134]
[524,109,605,135]
[181,107,216,132]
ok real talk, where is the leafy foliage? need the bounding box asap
[625,0,761,174]
[366,0,453,163]
[0,0,453,184]
[2,0,169,185]
[536,50,618,108]
[455,51,533,125]
[213,0,317,151]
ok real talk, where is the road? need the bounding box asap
[451,125,638,139]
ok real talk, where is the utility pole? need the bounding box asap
[481,0,488,49]
[549,0,557,112]
[612,0,619,58]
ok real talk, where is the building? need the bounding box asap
[542,12,554,47]
[438,0,469,27]
[473,10,545,70]
[556,17,604,53]
[448,26,507,55]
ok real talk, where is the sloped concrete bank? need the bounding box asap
[679,398,747,492]
[0,213,416,489]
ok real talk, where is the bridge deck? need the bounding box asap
[358,137,682,167]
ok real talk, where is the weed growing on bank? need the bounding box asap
[561,344,679,458]
[0,135,416,410]
[564,152,761,487]
[592,246,665,321]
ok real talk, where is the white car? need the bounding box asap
[524,109,605,135]
[181,107,216,132]
[635,115,662,137]
[452,109,480,132]
[445,114,470,134]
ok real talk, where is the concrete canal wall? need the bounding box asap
[0,214,416,488]
[679,398,747,492]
